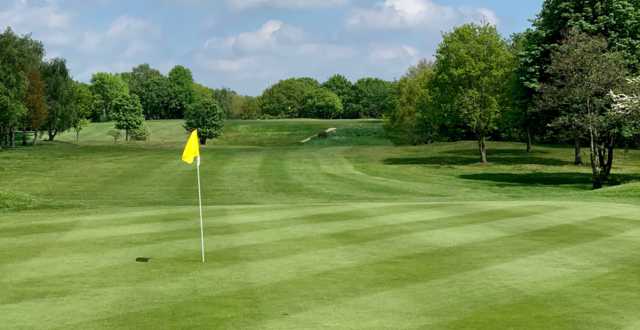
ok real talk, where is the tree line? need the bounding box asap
[4,0,640,188]
[385,0,640,189]
[257,76,396,119]
[0,27,233,147]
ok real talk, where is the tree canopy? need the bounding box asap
[429,23,516,163]
[184,96,225,145]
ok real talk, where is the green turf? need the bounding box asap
[2,120,640,329]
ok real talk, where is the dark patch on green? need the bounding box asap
[459,172,640,188]
[384,156,573,166]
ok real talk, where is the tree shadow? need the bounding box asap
[384,155,573,166]
[443,148,550,157]
[459,172,640,188]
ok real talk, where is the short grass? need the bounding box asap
[2,119,640,329]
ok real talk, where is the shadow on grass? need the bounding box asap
[384,155,572,166]
[444,148,550,156]
[459,172,640,188]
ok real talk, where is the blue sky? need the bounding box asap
[1,0,542,95]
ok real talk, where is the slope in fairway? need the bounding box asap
[2,120,640,329]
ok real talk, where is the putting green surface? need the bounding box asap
[2,120,640,329]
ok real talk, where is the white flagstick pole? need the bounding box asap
[196,156,206,263]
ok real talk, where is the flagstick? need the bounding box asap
[196,156,206,263]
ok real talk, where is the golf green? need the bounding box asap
[1,120,640,329]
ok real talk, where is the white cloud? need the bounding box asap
[223,20,304,54]
[194,19,360,90]
[226,0,348,10]
[369,44,419,63]
[347,0,499,30]
[202,57,256,73]
[106,16,160,40]
[0,0,72,45]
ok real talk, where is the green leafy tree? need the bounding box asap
[126,64,171,120]
[301,88,343,119]
[260,78,320,118]
[90,72,129,121]
[508,30,545,152]
[430,23,515,163]
[0,28,44,148]
[184,97,225,145]
[514,0,640,152]
[538,30,628,188]
[212,88,236,118]
[192,83,214,103]
[70,82,94,143]
[168,65,194,119]
[385,60,434,145]
[352,78,396,119]
[322,74,355,118]
[112,94,145,141]
[23,69,48,145]
[534,0,640,72]
[236,96,261,119]
[41,58,74,141]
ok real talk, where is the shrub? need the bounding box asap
[107,129,122,143]
[130,126,150,141]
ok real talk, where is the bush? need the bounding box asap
[107,129,122,143]
[301,88,343,119]
[184,97,225,145]
[130,126,150,141]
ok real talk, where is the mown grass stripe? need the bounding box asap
[266,219,640,329]
[0,203,610,328]
[46,215,640,329]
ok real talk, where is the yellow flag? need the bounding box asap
[182,130,200,165]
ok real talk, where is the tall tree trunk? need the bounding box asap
[605,142,614,177]
[48,128,57,141]
[526,127,532,153]
[574,137,582,165]
[479,135,488,164]
[588,125,606,189]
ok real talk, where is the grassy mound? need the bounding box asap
[57,119,386,147]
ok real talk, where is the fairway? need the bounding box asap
[2,120,640,329]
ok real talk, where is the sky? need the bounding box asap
[0,0,543,96]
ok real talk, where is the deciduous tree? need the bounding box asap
[351,78,396,119]
[301,88,343,119]
[429,23,515,163]
[184,97,225,145]
[0,28,44,148]
[260,78,320,118]
[385,60,434,145]
[23,69,48,145]
[538,30,629,188]
[168,65,194,119]
[112,94,145,141]
[323,74,355,118]
[41,58,74,141]
[90,72,129,121]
